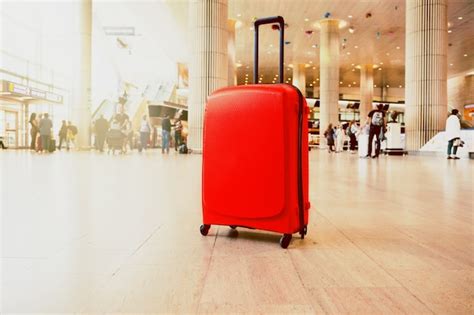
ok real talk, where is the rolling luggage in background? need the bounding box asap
[200,16,310,248]
[49,138,56,153]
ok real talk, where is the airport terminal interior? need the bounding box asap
[1,0,473,313]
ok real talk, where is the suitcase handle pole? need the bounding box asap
[254,16,285,84]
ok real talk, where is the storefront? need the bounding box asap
[0,80,64,148]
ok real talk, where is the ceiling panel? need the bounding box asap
[229,0,474,88]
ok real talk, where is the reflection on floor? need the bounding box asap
[1,150,473,313]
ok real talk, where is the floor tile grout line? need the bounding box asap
[287,249,318,313]
[393,225,470,271]
[111,224,162,277]
[316,210,436,314]
[195,226,219,314]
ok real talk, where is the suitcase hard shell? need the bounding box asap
[200,16,310,248]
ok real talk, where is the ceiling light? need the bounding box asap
[312,81,316,84]
[348,84,352,87]
[379,68,382,70]
[386,53,390,56]
[396,46,400,49]
[312,44,317,48]
[450,63,454,66]
[288,78,292,80]
[275,74,279,77]
[464,54,468,57]
[448,30,452,33]
[304,18,309,22]
[374,84,377,87]
[347,52,351,55]
[317,78,319,81]
[354,45,358,48]
[353,81,356,84]
[289,64,294,68]
[399,85,402,88]
[380,62,383,65]
[309,61,313,64]
[245,74,249,76]
[352,69,355,71]
[310,84,313,87]
[340,81,343,84]
[312,66,316,70]
[386,85,390,88]
[348,15,353,18]
[458,16,463,20]
[351,63,355,66]
[349,27,355,34]
[237,13,242,17]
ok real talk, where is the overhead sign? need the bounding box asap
[8,82,29,95]
[1,80,63,104]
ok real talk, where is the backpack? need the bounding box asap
[372,111,384,126]
[70,126,78,135]
[179,143,188,154]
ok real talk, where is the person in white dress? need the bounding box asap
[357,119,371,158]
[335,125,345,153]
[445,109,461,160]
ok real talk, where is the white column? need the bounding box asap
[293,64,306,96]
[72,0,92,149]
[227,19,237,86]
[405,0,448,150]
[360,64,374,123]
[188,0,228,152]
[319,19,340,146]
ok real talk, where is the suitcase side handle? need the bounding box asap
[253,16,285,84]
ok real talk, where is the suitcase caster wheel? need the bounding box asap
[200,224,210,236]
[280,234,292,249]
[300,225,308,239]
[229,225,237,229]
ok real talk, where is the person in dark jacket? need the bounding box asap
[174,117,183,151]
[58,120,68,150]
[95,115,109,152]
[39,113,53,153]
[161,114,171,154]
[324,123,335,153]
[29,113,39,150]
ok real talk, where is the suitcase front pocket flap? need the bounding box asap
[203,88,288,219]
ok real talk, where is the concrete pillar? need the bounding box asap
[227,19,237,86]
[319,19,340,145]
[405,0,448,150]
[188,0,228,152]
[360,64,374,123]
[293,64,306,96]
[72,0,92,149]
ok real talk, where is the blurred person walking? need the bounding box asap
[58,120,68,150]
[29,113,39,150]
[39,113,53,153]
[161,114,171,154]
[446,109,461,160]
[174,116,183,151]
[67,121,78,150]
[139,115,151,151]
[323,124,335,153]
[358,119,371,158]
[367,104,386,158]
[335,125,345,153]
[95,115,109,152]
[348,120,359,153]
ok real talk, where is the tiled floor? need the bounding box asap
[1,150,473,313]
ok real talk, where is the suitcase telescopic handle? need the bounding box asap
[254,16,285,84]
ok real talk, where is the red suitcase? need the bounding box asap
[200,16,310,248]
